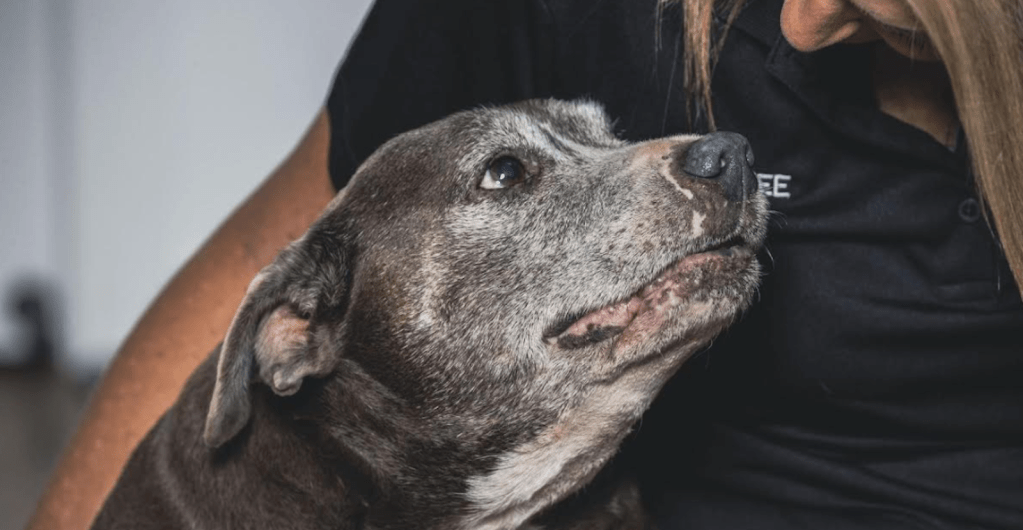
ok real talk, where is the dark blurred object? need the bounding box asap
[8,284,58,370]
[0,280,93,530]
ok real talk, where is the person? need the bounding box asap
[27,0,1023,528]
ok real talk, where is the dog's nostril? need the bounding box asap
[680,132,757,202]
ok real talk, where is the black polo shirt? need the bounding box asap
[326,0,1023,528]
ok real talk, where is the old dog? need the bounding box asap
[91,99,768,529]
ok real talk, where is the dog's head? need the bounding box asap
[202,99,767,526]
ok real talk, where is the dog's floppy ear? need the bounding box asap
[202,237,349,448]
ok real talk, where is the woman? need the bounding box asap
[29,0,1023,528]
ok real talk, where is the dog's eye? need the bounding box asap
[481,156,527,189]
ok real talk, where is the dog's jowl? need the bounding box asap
[91,100,768,530]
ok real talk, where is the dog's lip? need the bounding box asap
[542,238,753,349]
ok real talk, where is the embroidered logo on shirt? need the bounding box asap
[757,172,792,199]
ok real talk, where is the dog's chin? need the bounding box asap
[543,241,758,357]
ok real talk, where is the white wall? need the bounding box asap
[0,0,62,365]
[0,0,375,373]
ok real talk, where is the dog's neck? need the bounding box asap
[271,363,623,530]
[200,355,631,530]
[305,361,662,530]
[239,364,494,530]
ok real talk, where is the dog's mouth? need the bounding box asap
[542,237,755,351]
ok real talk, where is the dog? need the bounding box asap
[90,99,767,530]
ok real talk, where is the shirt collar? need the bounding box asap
[724,0,968,175]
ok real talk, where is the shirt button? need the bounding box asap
[958,197,981,223]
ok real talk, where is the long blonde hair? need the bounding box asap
[672,0,1023,295]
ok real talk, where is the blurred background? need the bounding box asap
[0,0,373,527]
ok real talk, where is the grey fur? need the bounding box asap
[91,99,768,530]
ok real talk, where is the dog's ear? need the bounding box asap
[202,237,349,448]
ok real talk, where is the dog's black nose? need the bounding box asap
[681,132,757,202]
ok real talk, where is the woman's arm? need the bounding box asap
[26,108,336,530]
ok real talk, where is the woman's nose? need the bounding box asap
[780,0,863,52]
